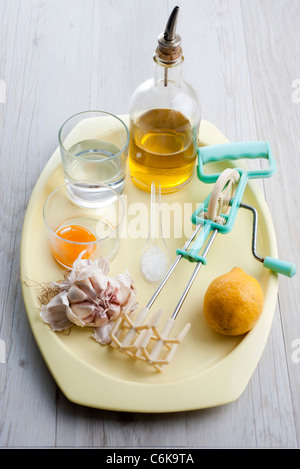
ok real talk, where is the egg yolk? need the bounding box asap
[52,224,97,267]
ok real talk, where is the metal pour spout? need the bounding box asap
[164,5,180,44]
[155,6,183,66]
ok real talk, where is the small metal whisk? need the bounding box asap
[110,141,296,371]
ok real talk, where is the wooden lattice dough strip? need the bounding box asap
[110,306,154,356]
[134,310,191,371]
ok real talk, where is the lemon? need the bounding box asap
[203,267,264,336]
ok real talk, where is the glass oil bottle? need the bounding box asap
[128,6,201,193]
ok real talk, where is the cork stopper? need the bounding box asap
[155,6,183,65]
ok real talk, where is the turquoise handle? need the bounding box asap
[197,141,276,183]
[263,256,297,278]
[199,142,270,164]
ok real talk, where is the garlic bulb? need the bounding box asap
[40,253,137,344]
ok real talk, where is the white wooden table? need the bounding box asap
[0,0,299,448]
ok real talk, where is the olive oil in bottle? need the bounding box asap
[129,108,197,192]
[128,6,201,193]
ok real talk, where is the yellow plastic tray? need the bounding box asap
[20,118,278,412]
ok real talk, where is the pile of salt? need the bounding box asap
[140,245,169,283]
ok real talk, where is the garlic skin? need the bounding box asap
[40,253,137,344]
[40,291,73,331]
[92,321,115,345]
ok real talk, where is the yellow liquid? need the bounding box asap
[129,109,197,193]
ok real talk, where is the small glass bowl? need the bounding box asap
[43,181,124,269]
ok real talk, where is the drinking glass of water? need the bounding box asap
[58,110,129,207]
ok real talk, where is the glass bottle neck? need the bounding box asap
[154,58,183,87]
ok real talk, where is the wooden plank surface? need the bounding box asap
[0,0,299,448]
